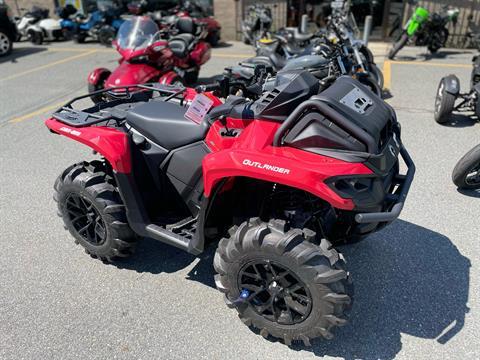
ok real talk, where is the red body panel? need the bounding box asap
[203,119,373,210]
[159,71,181,84]
[88,68,111,85]
[189,42,211,65]
[45,119,131,174]
[105,62,161,88]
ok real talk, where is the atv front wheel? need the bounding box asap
[434,79,456,124]
[214,218,352,345]
[452,144,480,189]
[54,161,137,262]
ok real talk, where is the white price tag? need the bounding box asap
[185,94,214,124]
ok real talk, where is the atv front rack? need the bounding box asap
[52,83,186,128]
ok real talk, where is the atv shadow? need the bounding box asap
[114,237,217,288]
[302,219,471,359]
[114,219,470,360]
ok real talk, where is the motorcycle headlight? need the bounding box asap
[130,55,149,62]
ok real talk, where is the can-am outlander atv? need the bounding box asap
[45,71,414,345]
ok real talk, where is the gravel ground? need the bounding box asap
[0,41,479,360]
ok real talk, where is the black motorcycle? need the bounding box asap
[434,56,480,189]
[241,4,272,45]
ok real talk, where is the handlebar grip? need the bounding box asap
[195,83,220,93]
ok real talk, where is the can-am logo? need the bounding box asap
[59,127,81,136]
[242,159,291,175]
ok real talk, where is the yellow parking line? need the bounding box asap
[0,50,97,82]
[213,53,251,59]
[389,60,471,69]
[46,47,115,53]
[9,101,66,123]
[383,59,391,90]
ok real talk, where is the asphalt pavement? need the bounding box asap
[0,40,479,360]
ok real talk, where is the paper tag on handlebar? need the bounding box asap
[185,94,214,124]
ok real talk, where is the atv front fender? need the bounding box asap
[88,68,111,86]
[441,74,460,96]
[45,118,131,173]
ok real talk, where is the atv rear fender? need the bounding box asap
[45,118,131,173]
[88,68,111,85]
[441,74,460,96]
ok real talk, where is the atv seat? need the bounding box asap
[126,100,209,150]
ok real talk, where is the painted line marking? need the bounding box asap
[8,101,66,123]
[389,60,471,69]
[383,59,391,90]
[212,53,251,59]
[0,50,97,82]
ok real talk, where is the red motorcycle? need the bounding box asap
[87,16,211,103]
[173,1,221,46]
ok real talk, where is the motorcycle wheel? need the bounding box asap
[75,33,87,44]
[208,31,221,47]
[428,29,448,54]
[28,30,43,45]
[434,78,456,124]
[98,26,115,47]
[388,33,408,60]
[369,63,384,89]
[359,75,382,98]
[452,144,480,189]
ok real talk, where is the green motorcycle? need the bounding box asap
[388,4,459,60]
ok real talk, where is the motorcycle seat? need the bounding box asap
[293,30,313,42]
[168,33,195,57]
[126,100,209,150]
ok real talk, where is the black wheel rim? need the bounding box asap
[65,193,106,246]
[465,163,480,185]
[238,260,312,325]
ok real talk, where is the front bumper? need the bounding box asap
[355,145,415,224]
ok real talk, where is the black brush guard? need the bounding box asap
[273,96,415,224]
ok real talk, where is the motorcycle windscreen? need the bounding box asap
[116,16,159,51]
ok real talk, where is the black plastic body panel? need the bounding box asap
[252,70,320,121]
[316,76,392,149]
[164,141,210,215]
[284,112,367,152]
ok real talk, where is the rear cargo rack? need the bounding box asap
[52,83,186,128]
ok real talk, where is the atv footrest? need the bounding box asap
[146,223,201,255]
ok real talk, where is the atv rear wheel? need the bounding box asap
[434,78,456,124]
[214,218,352,345]
[54,161,137,262]
[452,144,480,189]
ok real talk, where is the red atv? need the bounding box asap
[87,16,211,103]
[45,71,414,345]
